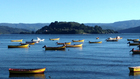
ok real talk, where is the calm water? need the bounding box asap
[0,33,140,79]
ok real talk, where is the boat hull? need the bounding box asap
[132,50,140,54]
[9,67,46,74]
[21,42,35,45]
[8,44,29,48]
[106,39,118,42]
[72,39,84,42]
[129,43,140,46]
[89,41,102,43]
[11,39,23,42]
[129,66,140,72]
[45,46,66,50]
[57,42,71,45]
[127,39,139,41]
[49,38,60,41]
[66,44,83,47]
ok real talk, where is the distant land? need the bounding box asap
[0,26,31,34]
[0,23,49,31]
[85,20,140,31]
[1,20,140,33]
[36,21,117,34]
[118,25,140,33]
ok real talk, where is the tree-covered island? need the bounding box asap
[36,21,118,34]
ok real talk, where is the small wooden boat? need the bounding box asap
[129,66,140,72]
[108,37,116,40]
[130,48,140,54]
[26,41,37,44]
[56,42,71,45]
[107,36,122,40]
[133,40,140,43]
[127,39,139,41]
[49,38,60,41]
[9,67,46,74]
[106,39,118,42]
[66,44,83,47]
[20,42,35,45]
[116,36,123,39]
[96,37,99,39]
[72,39,84,42]
[89,41,102,43]
[132,50,140,54]
[11,39,23,42]
[33,37,45,42]
[42,45,66,50]
[8,44,29,48]
[129,48,140,54]
[127,42,140,46]
[30,39,40,43]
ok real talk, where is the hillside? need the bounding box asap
[118,26,140,33]
[85,20,140,31]
[0,26,31,34]
[36,21,117,34]
[1,20,140,32]
[0,23,49,31]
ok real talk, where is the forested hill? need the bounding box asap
[0,26,31,34]
[36,21,118,34]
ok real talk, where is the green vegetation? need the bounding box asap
[36,21,118,34]
[0,26,31,34]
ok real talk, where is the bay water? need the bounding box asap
[0,33,140,79]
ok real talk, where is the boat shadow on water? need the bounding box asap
[9,73,46,79]
[129,72,140,76]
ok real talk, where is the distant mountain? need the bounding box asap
[118,26,140,33]
[0,26,31,34]
[85,20,140,31]
[0,23,49,31]
[1,20,140,32]
[84,23,120,30]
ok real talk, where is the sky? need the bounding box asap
[0,0,140,23]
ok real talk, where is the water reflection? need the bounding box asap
[44,49,66,51]
[9,73,46,79]
[129,72,140,76]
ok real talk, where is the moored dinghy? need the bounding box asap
[66,44,83,47]
[56,42,71,45]
[106,39,118,42]
[127,42,140,46]
[129,66,140,72]
[26,41,38,44]
[9,67,46,74]
[72,39,84,42]
[89,41,102,43]
[127,39,139,41]
[49,38,60,41]
[8,44,29,48]
[130,48,140,54]
[20,42,35,45]
[42,45,66,50]
[11,39,23,42]
[96,37,99,39]
[33,37,45,42]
